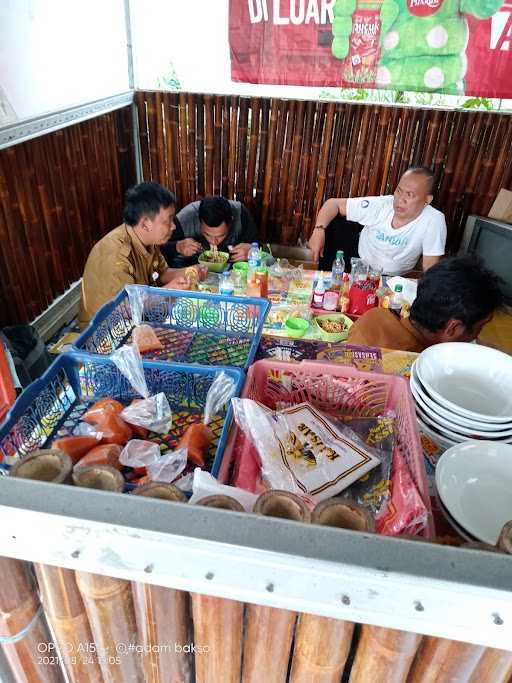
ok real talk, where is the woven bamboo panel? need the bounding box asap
[136,91,512,253]
[0,107,136,326]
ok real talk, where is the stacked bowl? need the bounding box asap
[410,342,512,450]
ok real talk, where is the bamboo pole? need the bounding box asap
[409,521,512,683]
[277,99,295,239]
[236,97,249,202]
[170,94,183,202]
[333,103,354,198]
[130,485,191,683]
[349,625,422,683]
[303,102,325,238]
[380,107,400,195]
[76,572,144,682]
[191,496,245,683]
[370,107,391,196]
[136,92,151,181]
[343,104,363,199]
[269,100,288,233]
[228,95,239,198]
[221,96,231,198]
[163,92,177,192]
[350,105,371,198]
[187,93,197,199]
[255,98,270,224]
[313,103,336,224]
[0,558,65,682]
[422,110,442,171]
[214,95,223,196]
[260,99,279,242]
[35,565,102,683]
[242,490,310,683]
[284,99,305,242]
[290,498,373,683]
[358,107,380,196]
[244,97,261,210]
[179,94,190,206]
[196,93,205,197]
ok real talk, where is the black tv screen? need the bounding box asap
[467,218,512,303]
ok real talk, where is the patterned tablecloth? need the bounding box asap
[257,334,462,543]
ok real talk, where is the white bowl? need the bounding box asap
[416,415,459,451]
[410,363,512,432]
[416,343,512,423]
[410,373,512,440]
[436,441,512,545]
[436,495,478,542]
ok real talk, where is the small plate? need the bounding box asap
[416,343,512,423]
[436,441,512,545]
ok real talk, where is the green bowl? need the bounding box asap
[314,314,353,342]
[285,317,309,339]
[198,250,230,273]
[233,261,249,273]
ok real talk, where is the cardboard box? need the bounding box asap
[488,189,512,224]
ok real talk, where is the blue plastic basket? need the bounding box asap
[74,286,270,371]
[0,351,244,478]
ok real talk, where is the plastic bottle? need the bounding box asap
[390,284,405,313]
[219,271,235,297]
[247,242,261,281]
[339,273,351,313]
[312,272,326,309]
[331,250,345,292]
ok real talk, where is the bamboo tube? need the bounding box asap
[290,498,373,683]
[409,521,512,683]
[236,98,249,201]
[292,100,314,238]
[187,94,196,199]
[244,98,261,209]
[313,103,336,224]
[154,91,166,186]
[197,495,244,511]
[349,626,422,683]
[358,107,380,196]
[0,557,65,682]
[179,93,191,205]
[76,572,143,682]
[343,105,363,199]
[380,108,400,196]
[227,95,239,199]
[242,490,310,683]
[163,92,177,192]
[221,96,231,198]
[35,565,102,683]
[255,98,270,218]
[130,485,191,683]
[214,96,223,196]
[369,107,390,196]
[72,465,124,492]
[350,106,371,199]
[10,450,73,483]
[333,103,354,198]
[191,496,245,683]
[131,483,187,501]
[303,102,325,238]
[170,93,183,202]
[269,100,288,230]
[422,110,442,170]
[136,92,151,181]
[196,94,205,197]
[284,100,305,242]
[411,109,431,167]
[260,99,279,241]
[277,99,295,237]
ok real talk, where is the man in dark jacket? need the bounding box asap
[161,195,259,267]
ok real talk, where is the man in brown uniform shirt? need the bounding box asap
[79,183,192,328]
[348,257,504,352]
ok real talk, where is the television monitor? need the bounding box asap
[459,216,512,304]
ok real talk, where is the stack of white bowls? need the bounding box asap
[410,342,512,451]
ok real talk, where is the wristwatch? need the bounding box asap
[314,225,326,231]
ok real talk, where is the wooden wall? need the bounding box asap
[136,91,512,252]
[0,107,135,326]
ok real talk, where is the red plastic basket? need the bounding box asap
[0,341,16,425]
[220,359,434,538]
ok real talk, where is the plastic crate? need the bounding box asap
[0,351,244,478]
[74,286,270,371]
[219,359,434,538]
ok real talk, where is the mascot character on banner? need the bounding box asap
[332,0,505,93]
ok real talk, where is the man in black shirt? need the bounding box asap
[161,195,259,267]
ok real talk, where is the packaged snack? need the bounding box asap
[126,284,163,353]
[231,399,381,504]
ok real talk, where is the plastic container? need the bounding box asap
[322,291,339,312]
[0,351,244,478]
[331,250,345,291]
[285,318,309,339]
[219,272,235,296]
[314,313,353,342]
[219,359,434,539]
[198,250,229,273]
[312,272,326,309]
[74,285,270,371]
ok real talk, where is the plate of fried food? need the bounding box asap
[314,313,353,342]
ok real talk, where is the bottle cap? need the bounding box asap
[394,284,403,293]
[336,250,344,259]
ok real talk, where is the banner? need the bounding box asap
[229,0,512,98]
